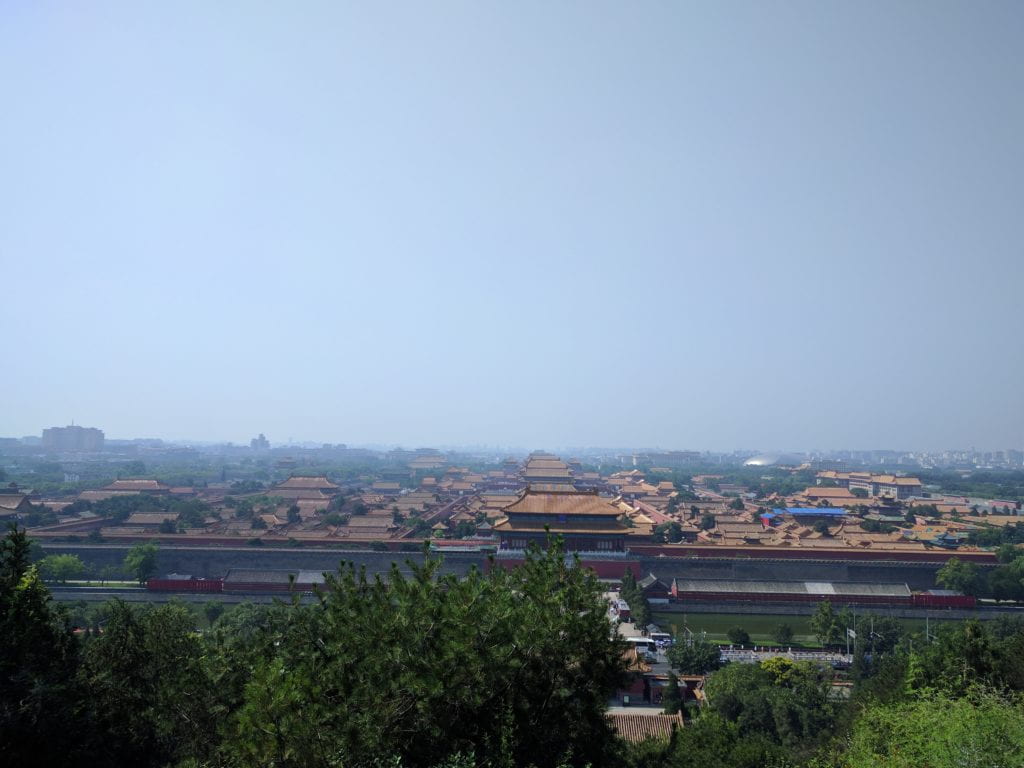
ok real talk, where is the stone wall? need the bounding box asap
[41,542,981,590]
[634,555,972,590]
[39,543,486,580]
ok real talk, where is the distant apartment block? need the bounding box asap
[635,451,701,467]
[250,433,270,450]
[817,470,922,500]
[41,424,104,451]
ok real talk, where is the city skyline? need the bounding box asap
[8,423,1024,460]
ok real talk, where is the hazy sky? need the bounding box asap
[2,2,1022,451]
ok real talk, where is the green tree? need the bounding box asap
[633,597,651,631]
[704,658,835,750]
[38,553,85,583]
[811,601,838,647]
[662,671,682,714]
[0,526,88,764]
[728,497,745,511]
[668,638,722,675]
[863,615,903,655]
[222,541,629,768]
[203,600,225,627]
[700,514,716,530]
[694,716,792,767]
[989,559,1024,601]
[82,600,218,767]
[996,543,1020,563]
[325,511,351,526]
[773,623,794,645]
[287,504,301,524]
[124,541,159,585]
[936,557,982,596]
[726,626,750,646]
[914,620,996,693]
[842,689,1024,768]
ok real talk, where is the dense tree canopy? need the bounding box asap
[6,524,1024,768]
[3,528,629,767]
[705,658,835,749]
[668,638,722,675]
[37,553,86,583]
[1,527,87,765]
[841,690,1024,768]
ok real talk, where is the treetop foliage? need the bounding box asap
[2,527,629,768]
[6,524,1024,768]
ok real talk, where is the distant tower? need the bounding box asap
[42,424,105,451]
[250,433,270,450]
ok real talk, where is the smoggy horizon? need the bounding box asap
[3,4,1022,451]
[12,423,1022,457]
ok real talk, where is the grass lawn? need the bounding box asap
[61,580,141,588]
[651,610,963,648]
[652,611,821,646]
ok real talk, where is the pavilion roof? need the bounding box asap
[504,489,623,518]
[103,479,170,492]
[275,476,340,491]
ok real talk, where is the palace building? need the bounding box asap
[272,475,341,500]
[494,487,629,554]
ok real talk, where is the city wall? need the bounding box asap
[634,556,955,590]
[40,543,485,580]
[39,543,969,590]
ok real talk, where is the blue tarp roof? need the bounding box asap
[771,507,846,517]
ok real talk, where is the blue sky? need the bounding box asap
[1,2,1022,451]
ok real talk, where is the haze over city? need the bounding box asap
[5,5,1024,766]
[3,2,1023,449]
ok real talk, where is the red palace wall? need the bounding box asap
[147,578,223,593]
[628,543,997,564]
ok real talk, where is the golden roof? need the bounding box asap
[504,489,623,518]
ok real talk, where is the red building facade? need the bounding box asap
[494,488,628,553]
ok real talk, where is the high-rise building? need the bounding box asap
[41,424,105,451]
[250,433,270,450]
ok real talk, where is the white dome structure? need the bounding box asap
[743,453,802,467]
